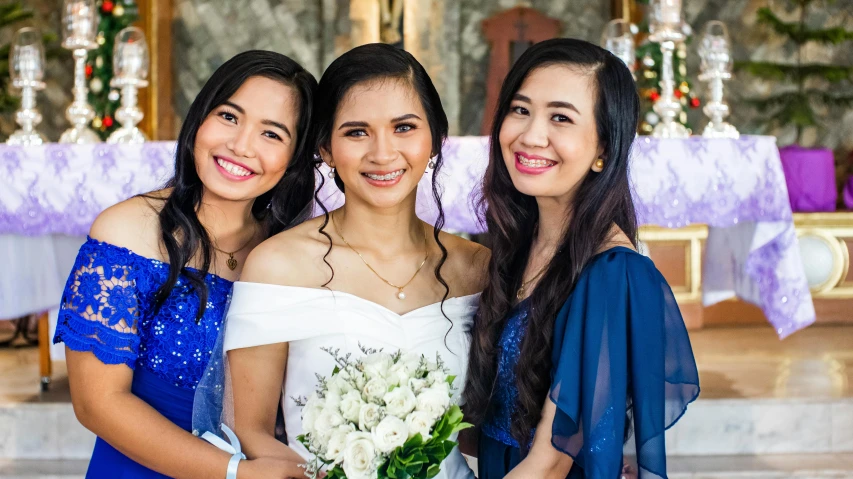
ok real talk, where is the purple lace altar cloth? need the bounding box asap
[0,137,814,337]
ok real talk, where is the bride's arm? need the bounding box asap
[229,343,305,463]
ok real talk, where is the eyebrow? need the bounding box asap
[222,101,292,138]
[513,94,581,115]
[338,113,423,130]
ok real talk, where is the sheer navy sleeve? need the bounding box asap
[53,238,142,369]
[549,248,699,479]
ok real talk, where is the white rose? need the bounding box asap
[386,353,421,386]
[328,373,355,395]
[340,390,366,422]
[344,365,367,390]
[325,389,343,411]
[358,402,383,431]
[372,416,409,453]
[427,370,448,387]
[382,386,417,418]
[362,377,389,402]
[416,387,450,419]
[313,407,345,439]
[343,432,379,479]
[326,424,355,465]
[405,410,435,440]
[301,394,325,435]
[408,377,428,394]
[431,380,451,397]
[361,352,393,379]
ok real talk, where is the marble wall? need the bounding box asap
[8,0,852,167]
[683,0,853,154]
[170,0,611,136]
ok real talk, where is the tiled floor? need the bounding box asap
[690,325,853,399]
[3,324,852,403]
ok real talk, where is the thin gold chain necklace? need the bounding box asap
[516,265,548,300]
[212,226,257,271]
[332,212,429,300]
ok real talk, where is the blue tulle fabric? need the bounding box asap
[481,247,700,479]
[53,237,233,478]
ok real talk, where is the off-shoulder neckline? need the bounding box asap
[84,236,234,284]
[232,281,481,318]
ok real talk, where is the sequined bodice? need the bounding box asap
[481,300,530,448]
[54,238,232,390]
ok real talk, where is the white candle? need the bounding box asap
[15,45,42,81]
[660,0,682,25]
[118,42,144,78]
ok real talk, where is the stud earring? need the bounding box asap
[428,160,436,169]
[328,168,336,179]
[593,158,605,171]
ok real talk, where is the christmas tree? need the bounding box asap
[87,0,139,140]
[635,35,702,134]
[738,0,853,144]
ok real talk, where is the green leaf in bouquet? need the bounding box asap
[403,433,425,449]
[426,463,442,478]
[333,365,340,375]
[327,465,347,479]
[445,375,456,386]
[452,421,473,434]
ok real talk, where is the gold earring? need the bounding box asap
[594,158,605,171]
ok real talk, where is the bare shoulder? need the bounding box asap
[598,226,636,254]
[241,215,334,287]
[88,191,167,259]
[434,230,491,297]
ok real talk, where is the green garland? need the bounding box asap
[737,1,853,144]
[86,0,139,140]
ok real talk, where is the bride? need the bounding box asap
[212,43,488,477]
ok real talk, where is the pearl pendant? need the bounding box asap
[397,290,406,300]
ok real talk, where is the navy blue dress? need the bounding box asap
[479,247,700,479]
[53,237,233,478]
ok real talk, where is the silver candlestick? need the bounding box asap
[699,21,739,138]
[649,0,689,138]
[601,19,638,77]
[107,27,149,144]
[60,0,100,143]
[7,28,47,146]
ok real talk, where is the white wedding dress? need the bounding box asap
[222,282,479,479]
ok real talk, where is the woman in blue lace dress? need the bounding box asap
[53,51,318,479]
[462,39,700,478]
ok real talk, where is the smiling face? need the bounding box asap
[194,75,300,204]
[499,64,603,203]
[322,78,433,210]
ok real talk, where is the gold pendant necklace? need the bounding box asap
[516,266,547,300]
[212,227,257,271]
[332,212,429,300]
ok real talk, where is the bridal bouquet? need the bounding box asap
[295,347,470,479]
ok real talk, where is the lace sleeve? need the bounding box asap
[53,239,142,369]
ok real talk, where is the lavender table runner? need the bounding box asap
[0,136,814,337]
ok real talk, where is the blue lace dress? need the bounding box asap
[53,237,233,479]
[479,247,700,479]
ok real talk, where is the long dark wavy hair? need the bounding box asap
[463,38,640,451]
[311,43,453,310]
[152,50,318,320]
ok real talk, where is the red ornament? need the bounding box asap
[103,116,114,128]
[85,64,93,77]
[690,97,701,108]
[649,91,661,102]
[102,1,114,13]
[674,90,683,99]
